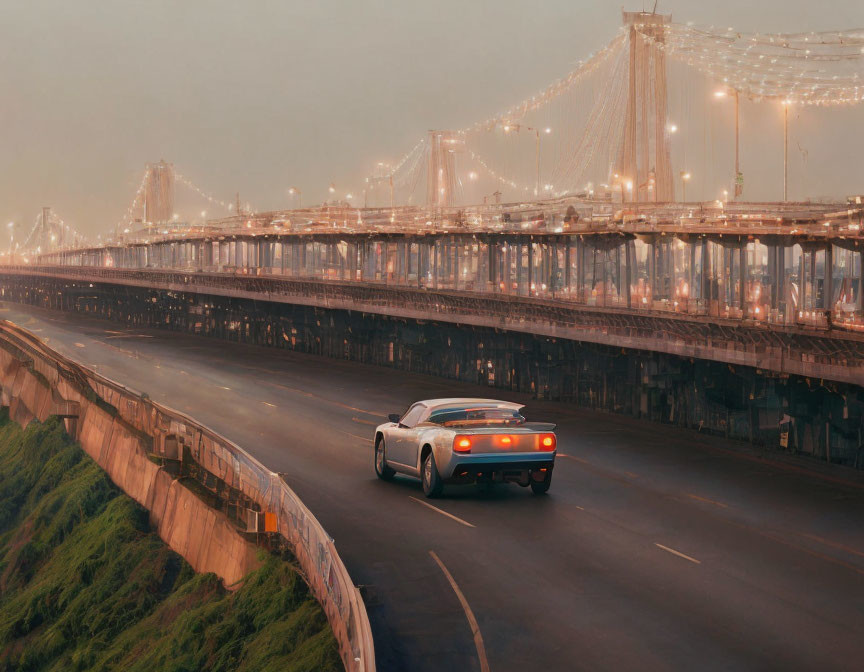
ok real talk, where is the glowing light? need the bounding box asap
[468,171,478,181]
[714,90,728,98]
[544,127,552,134]
[668,123,678,133]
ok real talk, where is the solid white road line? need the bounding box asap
[655,543,701,564]
[429,550,491,672]
[409,496,476,528]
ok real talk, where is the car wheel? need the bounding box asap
[530,473,552,495]
[421,452,443,498]
[375,439,395,481]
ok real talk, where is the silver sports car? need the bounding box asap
[373,398,557,497]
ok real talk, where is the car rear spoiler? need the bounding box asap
[523,422,557,432]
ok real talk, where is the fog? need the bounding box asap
[1,0,862,236]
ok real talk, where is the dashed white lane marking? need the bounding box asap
[429,550,491,672]
[74,342,85,348]
[261,401,277,408]
[332,427,373,443]
[409,497,475,528]
[655,543,701,564]
[351,416,378,426]
[686,493,728,508]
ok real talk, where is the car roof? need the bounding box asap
[420,398,524,412]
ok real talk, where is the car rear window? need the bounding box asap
[428,407,525,427]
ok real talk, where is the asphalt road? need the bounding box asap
[3,302,864,672]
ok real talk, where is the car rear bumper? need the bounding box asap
[442,452,555,482]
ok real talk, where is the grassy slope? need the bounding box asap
[0,410,341,672]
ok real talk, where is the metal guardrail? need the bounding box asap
[0,320,375,672]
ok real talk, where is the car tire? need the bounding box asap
[530,473,552,495]
[421,452,444,498]
[375,439,396,481]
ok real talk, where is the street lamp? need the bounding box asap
[714,88,741,200]
[680,171,691,202]
[501,123,549,198]
[783,102,789,202]
[288,187,302,208]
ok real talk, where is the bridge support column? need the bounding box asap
[739,246,746,313]
[625,240,632,308]
[858,250,864,313]
[432,240,439,290]
[825,244,833,312]
[578,238,586,302]
[647,240,655,305]
[565,238,572,293]
[810,249,817,311]
[777,245,785,313]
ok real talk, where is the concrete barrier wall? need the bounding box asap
[0,321,374,672]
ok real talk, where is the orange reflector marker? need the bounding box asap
[453,436,472,452]
[540,434,556,451]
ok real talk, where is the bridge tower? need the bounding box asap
[617,11,674,202]
[144,160,175,223]
[426,131,464,208]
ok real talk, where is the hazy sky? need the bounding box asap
[1,0,862,236]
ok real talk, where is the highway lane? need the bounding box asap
[3,302,864,672]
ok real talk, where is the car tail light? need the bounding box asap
[453,436,472,452]
[499,436,512,445]
[540,434,556,451]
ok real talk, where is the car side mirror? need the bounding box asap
[388,413,401,424]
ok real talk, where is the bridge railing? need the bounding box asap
[0,320,376,672]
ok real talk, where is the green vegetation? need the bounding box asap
[0,410,341,672]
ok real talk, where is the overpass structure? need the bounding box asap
[20,195,864,384]
[3,10,864,465]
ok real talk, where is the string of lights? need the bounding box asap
[174,171,235,212]
[468,150,533,193]
[115,167,151,230]
[463,33,626,133]
[390,137,427,176]
[638,22,864,104]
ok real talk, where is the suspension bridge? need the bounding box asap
[3,9,864,381]
[5,13,864,671]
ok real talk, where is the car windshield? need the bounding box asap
[428,406,525,428]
